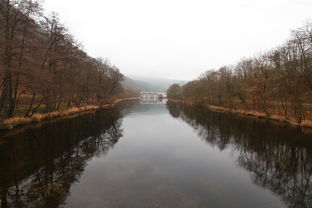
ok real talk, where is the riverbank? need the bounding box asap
[1,97,139,130]
[168,99,312,129]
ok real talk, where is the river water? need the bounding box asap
[0,101,312,208]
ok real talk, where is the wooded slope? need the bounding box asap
[168,22,312,125]
[0,0,131,119]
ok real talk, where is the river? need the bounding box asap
[0,101,311,208]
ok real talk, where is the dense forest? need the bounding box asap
[0,0,134,120]
[167,22,312,125]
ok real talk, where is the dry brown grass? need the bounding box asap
[168,98,312,128]
[301,120,312,128]
[4,105,99,127]
[3,97,139,129]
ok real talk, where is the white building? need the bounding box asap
[140,92,167,103]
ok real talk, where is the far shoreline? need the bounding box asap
[168,99,312,133]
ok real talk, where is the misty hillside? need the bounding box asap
[122,76,186,92]
[122,77,154,92]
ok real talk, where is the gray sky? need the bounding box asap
[44,0,312,80]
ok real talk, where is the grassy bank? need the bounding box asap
[2,97,139,130]
[168,99,312,129]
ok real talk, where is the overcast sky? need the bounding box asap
[44,0,312,80]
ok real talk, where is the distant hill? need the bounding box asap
[122,77,154,92]
[122,76,186,92]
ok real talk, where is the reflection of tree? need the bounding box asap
[166,102,182,118]
[167,103,312,208]
[0,108,124,208]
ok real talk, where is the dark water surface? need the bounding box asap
[1,101,312,208]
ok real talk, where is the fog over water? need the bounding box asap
[43,0,312,80]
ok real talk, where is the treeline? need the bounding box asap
[0,0,129,119]
[168,22,312,124]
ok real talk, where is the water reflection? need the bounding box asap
[0,106,128,208]
[166,103,312,208]
[140,100,167,104]
[1,101,311,208]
